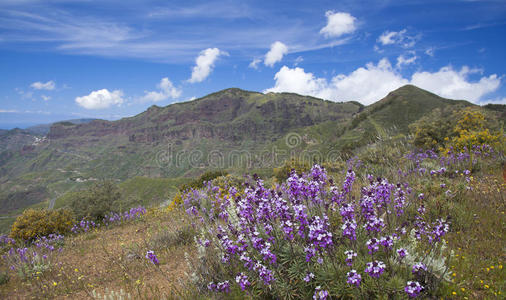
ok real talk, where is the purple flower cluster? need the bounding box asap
[365,260,386,278]
[405,281,423,298]
[303,272,315,282]
[235,273,250,291]
[0,234,15,246]
[313,286,329,300]
[396,248,408,259]
[145,250,159,265]
[344,250,357,266]
[103,206,146,226]
[412,262,427,275]
[346,269,361,287]
[181,163,455,297]
[71,219,97,234]
[405,145,496,178]
[3,233,63,274]
[207,281,230,293]
[71,206,146,234]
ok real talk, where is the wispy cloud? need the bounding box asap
[377,29,420,48]
[0,3,352,63]
[31,80,55,90]
[146,1,253,19]
[463,21,506,30]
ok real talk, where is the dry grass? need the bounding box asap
[0,209,196,299]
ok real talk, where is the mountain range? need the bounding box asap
[0,84,503,231]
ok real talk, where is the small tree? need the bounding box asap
[70,180,121,221]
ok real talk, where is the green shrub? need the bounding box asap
[0,270,9,285]
[70,180,121,221]
[178,170,227,192]
[10,208,74,241]
[273,157,311,182]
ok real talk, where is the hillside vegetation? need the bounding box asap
[0,128,504,299]
[0,85,504,233]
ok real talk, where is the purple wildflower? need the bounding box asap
[235,273,250,291]
[366,238,380,254]
[365,260,386,278]
[303,272,315,282]
[344,250,357,266]
[405,281,423,298]
[313,286,329,300]
[341,219,357,241]
[145,250,159,265]
[412,262,427,274]
[396,248,408,259]
[346,270,361,287]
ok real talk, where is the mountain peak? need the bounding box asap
[389,84,438,97]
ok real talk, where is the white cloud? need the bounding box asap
[319,11,356,38]
[396,52,417,68]
[265,66,328,97]
[188,48,227,83]
[411,66,500,102]
[264,41,288,67]
[140,77,181,102]
[75,89,124,109]
[41,95,51,101]
[0,109,18,113]
[249,58,262,69]
[265,59,501,105]
[30,80,55,90]
[377,29,418,48]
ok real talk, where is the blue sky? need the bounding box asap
[0,0,505,129]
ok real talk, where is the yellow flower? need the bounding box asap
[53,282,57,286]
[461,288,465,292]
[490,266,494,269]
[499,265,503,269]
[484,285,489,289]
[452,292,457,295]
[452,273,456,277]
[75,268,79,272]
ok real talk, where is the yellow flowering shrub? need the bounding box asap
[10,208,74,241]
[443,108,504,153]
